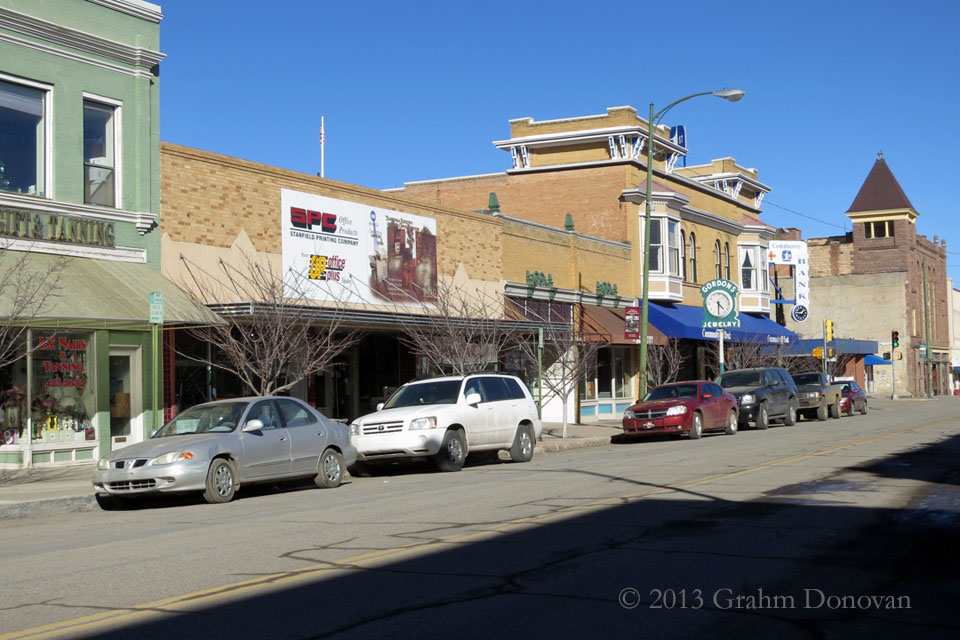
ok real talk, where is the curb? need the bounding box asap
[0,495,96,520]
[0,435,620,520]
[536,435,614,454]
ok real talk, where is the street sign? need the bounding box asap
[149,291,164,324]
[919,343,927,358]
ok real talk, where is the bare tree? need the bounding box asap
[0,247,66,369]
[514,304,604,439]
[722,335,783,371]
[391,277,525,376]
[646,338,686,388]
[177,251,361,396]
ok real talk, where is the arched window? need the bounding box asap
[724,242,731,280]
[680,231,687,281]
[688,233,697,282]
[714,240,722,279]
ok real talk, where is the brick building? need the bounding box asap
[390,106,794,416]
[784,153,950,397]
[159,143,645,423]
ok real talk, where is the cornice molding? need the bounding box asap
[0,7,164,70]
[85,0,164,24]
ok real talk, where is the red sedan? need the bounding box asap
[837,380,868,415]
[622,381,739,440]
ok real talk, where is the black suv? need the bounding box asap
[716,367,799,429]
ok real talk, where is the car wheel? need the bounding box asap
[315,448,344,488]
[846,401,854,417]
[829,399,841,419]
[435,429,466,472]
[755,403,769,430]
[509,423,535,462]
[816,402,828,421]
[860,400,868,416]
[725,410,738,435]
[202,458,237,504]
[784,401,798,426]
[689,412,703,439]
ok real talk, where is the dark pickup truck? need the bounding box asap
[790,372,843,420]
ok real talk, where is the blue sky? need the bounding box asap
[158,0,960,284]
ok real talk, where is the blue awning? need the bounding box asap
[646,302,797,345]
[864,354,891,366]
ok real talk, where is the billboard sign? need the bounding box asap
[281,189,438,305]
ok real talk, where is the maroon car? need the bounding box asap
[837,380,868,415]
[622,381,739,440]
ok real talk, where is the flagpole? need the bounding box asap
[320,116,325,178]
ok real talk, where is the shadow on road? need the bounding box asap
[76,433,960,640]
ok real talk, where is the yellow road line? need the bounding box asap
[3,417,953,639]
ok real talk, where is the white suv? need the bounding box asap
[349,373,542,474]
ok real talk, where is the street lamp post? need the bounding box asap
[638,89,744,398]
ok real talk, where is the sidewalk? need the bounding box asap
[0,420,623,520]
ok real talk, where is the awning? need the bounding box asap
[1,252,221,328]
[782,338,880,356]
[646,302,797,344]
[581,304,667,345]
[864,354,892,366]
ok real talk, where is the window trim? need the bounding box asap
[0,73,53,199]
[723,242,731,280]
[714,240,722,279]
[680,230,687,281]
[688,232,698,283]
[82,92,122,208]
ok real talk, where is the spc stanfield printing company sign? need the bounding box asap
[281,189,438,305]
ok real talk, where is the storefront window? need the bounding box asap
[0,359,27,446]
[30,332,96,445]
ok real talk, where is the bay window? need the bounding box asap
[645,216,682,276]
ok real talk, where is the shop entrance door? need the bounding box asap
[109,346,142,450]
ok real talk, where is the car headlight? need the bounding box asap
[151,451,194,466]
[623,410,636,420]
[350,423,361,436]
[666,405,688,416]
[740,394,756,404]
[96,458,110,470]
[409,417,438,430]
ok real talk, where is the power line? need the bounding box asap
[763,200,848,231]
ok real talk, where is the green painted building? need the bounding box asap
[0,0,213,468]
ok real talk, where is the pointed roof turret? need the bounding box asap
[846,152,916,213]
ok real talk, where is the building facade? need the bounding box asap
[158,143,644,425]
[390,107,794,407]
[0,0,212,468]
[784,154,950,397]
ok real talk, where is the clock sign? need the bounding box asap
[791,304,809,322]
[701,279,741,329]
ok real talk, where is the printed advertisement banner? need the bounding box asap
[281,189,438,305]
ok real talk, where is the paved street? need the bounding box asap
[1,398,958,639]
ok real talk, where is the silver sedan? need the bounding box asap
[92,396,356,507]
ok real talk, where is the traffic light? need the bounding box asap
[892,330,899,348]
[825,319,833,342]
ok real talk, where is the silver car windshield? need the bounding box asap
[383,381,462,408]
[153,402,247,437]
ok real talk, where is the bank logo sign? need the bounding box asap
[281,189,438,305]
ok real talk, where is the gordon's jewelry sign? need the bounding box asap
[280,189,438,305]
